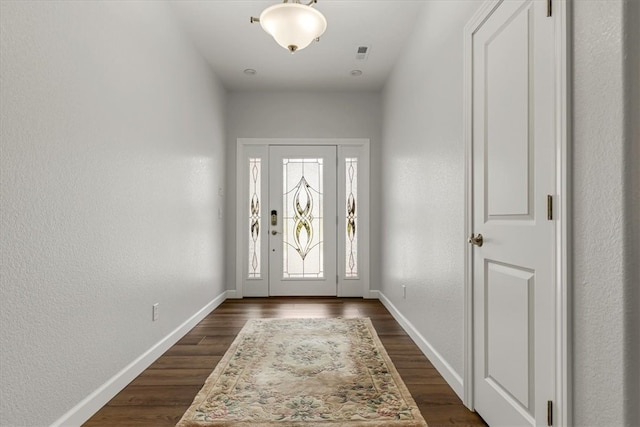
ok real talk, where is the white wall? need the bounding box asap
[380,0,481,383]
[0,2,227,426]
[225,91,382,293]
[572,1,640,425]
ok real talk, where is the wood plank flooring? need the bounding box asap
[84,298,487,427]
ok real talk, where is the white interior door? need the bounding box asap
[471,0,556,425]
[268,145,337,296]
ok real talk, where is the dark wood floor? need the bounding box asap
[84,298,487,426]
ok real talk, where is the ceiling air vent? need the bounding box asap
[355,46,370,61]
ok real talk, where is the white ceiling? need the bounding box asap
[169,1,426,92]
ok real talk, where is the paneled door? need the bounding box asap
[268,145,337,296]
[470,0,556,425]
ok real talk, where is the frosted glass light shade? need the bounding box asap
[259,3,327,53]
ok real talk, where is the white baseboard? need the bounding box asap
[51,291,228,427]
[376,291,464,399]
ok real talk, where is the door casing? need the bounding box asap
[463,0,571,425]
[235,138,371,299]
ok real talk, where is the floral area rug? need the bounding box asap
[176,318,427,426]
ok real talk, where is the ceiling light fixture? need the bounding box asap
[250,0,327,54]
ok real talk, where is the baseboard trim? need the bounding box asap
[51,291,228,427]
[377,291,464,399]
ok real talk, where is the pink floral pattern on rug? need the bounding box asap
[176,318,428,426]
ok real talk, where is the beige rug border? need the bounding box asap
[176,317,428,427]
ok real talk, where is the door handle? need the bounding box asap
[468,233,484,247]
[271,230,282,235]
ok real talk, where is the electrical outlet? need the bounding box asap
[402,285,407,299]
[152,303,159,321]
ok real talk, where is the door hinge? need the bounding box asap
[336,274,339,284]
[547,400,553,426]
[547,195,553,220]
[546,0,552,17]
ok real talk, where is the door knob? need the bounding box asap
[271,230,281,235]
[468,233,483,247]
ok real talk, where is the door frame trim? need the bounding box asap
[462,1,572,425]
[235,138,371,299]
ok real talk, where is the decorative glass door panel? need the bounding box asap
[248,158,262,279]
[345,158,358,278]
[269,146,337,296]
[282,158,324,278]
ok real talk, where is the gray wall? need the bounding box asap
[625,1,640,424]
[381,0,481,383]
[572,0,640,425]
[225,91,383,294]
[0,2,227,425]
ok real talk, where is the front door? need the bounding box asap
[268,145,337,296]
[470,0,556,425]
